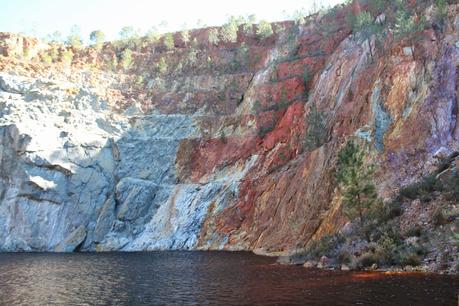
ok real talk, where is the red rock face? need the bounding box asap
[1,3,458,254]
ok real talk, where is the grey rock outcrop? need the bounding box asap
[0,72,250,252]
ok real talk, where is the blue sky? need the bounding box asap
[0,0,345,41]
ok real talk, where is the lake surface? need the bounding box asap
[0,251,457,305]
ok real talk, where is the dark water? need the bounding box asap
[0,252,457,305]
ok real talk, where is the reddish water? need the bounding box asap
[0,251,457,305]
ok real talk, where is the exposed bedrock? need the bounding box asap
[0,4,458,253]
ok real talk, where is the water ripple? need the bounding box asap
[0,252,457,305]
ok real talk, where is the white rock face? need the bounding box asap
[0,73,253,252]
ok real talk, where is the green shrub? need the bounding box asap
[393,8,426,59]
[399,174,443,202]
[157,57,168,74]
[304,103,327,151]
[257,122,276,138]
[89,30,105,50]
[119,26,140,48]
[109,56,118,71]
[145,27,161,44]
[135,75,145,87]
[273,23,286,34]
[208,28,220,45]
[121,48,133,70]
[452,232,459,247]
[242,23,253,35]
[433,0,448,32]
[433,208,448,226]
[351,11,380,60]
[303,66,312,85]
[219,130,227,144]
[252,100,262,113]
[337,249,352,264]
[163,33,175,50]
[66,25,82,48]
[357,252,379,268]
[400,252,421,266]
[42,53,53,64]
[257,20,274,39]
[220,16,239,43]
[305,234,342,260]
[375,234,398,265]
[443,171,459,201]
[22,46,30,58]
[187,49,198,66]
[42,47,59,64]
[47,31,63,43]
[181,30,190,45]
[61,49,74,66]
[238,42,249,65]
[403,225,422,238]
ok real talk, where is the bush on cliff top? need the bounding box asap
[256,21,274,39]
[208,29,220,45]
[163,33,175,50]
[120,49,133,70]
[220,17,239,43]
[89,30,105,50]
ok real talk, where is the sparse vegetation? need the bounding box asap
[47,31,63,43]
[302,66,312,85]
[304,103,327,151]
[157,57,168,74]
[187,49,198,66]
[399,174,443,203]
[61,49,74,66]
[181,30,190,45]
[66,25,83,48]
[89,30,105,50]
[220,17,239,43]
[433,0,448,32]
[145,27,161,44]
[163,33,175,50]
[119,26,140,48]
[256,20,274,39]
[208,28,220,45]
[258,121,276,138]
[351,11,379,60]
[120,48,133,70]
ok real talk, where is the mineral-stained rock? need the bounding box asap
[0,3,459,253]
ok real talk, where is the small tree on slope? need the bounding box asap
[335,140,379,241]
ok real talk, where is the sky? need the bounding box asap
[0,0,346,42]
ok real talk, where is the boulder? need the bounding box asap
[55,226,87,252]
[303,260,317,268]
[341,264,351,271]
[317,256,330,269]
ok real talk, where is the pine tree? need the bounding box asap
[163,33,175,50]
[336,140,379,241]
[66,25,83,49]
[89,30,105,50]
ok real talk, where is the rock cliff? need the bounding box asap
[0,2,458,253]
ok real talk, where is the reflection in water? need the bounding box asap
[0,252,457,305]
